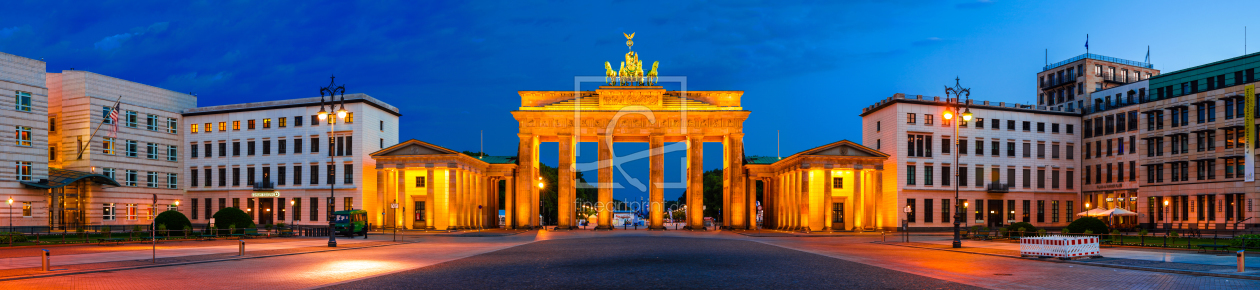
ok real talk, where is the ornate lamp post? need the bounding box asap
[7,197,12,233]
[319,75,348,247]
[944,77,972,249]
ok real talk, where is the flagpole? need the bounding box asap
[78,95,123,160]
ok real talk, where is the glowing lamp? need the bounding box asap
[961,108,973,121]
[943,111,953,120]
[537,182,545,189]
[291,199,296,206]
[1163,200,1169,206]
[174,200,180,206]
[317,107,329,120]
[336,108,348,119]
[1086,203,1091,208]
[6,197,11,205]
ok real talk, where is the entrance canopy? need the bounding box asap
[20,168,121,189]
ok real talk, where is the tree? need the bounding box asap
[212,207,255,230]
[154,210,191,234]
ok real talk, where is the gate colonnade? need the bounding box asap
[371,140,516,231]
[510,86,751,230]
[745,141,889,232]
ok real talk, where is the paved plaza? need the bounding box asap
[1,230,1259,289]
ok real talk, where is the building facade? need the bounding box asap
[181,94,400,227]
[1,52,51,227]
[1038,53,1158,112]
[1082,80,1145,225]
[1139,53,1260,229]
[745,141,888,232]
[45,70,195,228]
[369,140,516,230]
[861,94,1081,230]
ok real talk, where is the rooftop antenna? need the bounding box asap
[776,130,781,159]
[480,130,484,158]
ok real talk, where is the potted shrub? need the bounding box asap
[102,225,112,239]
[1037,229,1047,236]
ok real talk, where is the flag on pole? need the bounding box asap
[108,103,120,138]
[1085,34,1089,50]
[1145,46,1150,63]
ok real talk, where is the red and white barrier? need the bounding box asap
[1019,236,1101,259]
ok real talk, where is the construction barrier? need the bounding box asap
[1019,235,1101,259]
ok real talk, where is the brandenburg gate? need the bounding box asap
[507,34,754,230]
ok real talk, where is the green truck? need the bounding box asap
[333,209,369,238]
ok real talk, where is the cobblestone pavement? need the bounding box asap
[0,237,379,270]
[323,236,984,290]
[4,230,1260,289]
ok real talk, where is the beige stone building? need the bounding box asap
[861,94,1081,230]
[746,141,888,231]
[370,140,516,230]
[0,52,53,228]
[44,70,196,228]
[1082,80,1145,225]
[1038,53,1158,112]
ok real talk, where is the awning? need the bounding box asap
[20,168,121,189]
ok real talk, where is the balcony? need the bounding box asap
[986,183,1010,193]
[252,179,275,191]
[1101,73,1130,84]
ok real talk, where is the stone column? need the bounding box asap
[446,165,458,231]
[800,166,811,231]
[823,168,833,231]
[397,167,407,229]
[687,135,705,230]
[854,169,864,230]
[516,134,536,229]
[649,134,666,230]
[596,134,614,230]
[722,135,732,228]
[426,164,436,230]
[727,133,745,229]
[505,174,515,229]
[558,133,576,230]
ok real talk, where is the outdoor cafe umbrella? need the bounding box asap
[1075,208,1108,217]
[1099,208,1138,217]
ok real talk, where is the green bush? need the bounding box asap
[1231,234,1260,248]
[211,207,255,230]
[1065,217,1108,234]
[1169,230,1179,238]
[102,225,112,238]
[1061,228,1070,234]
[1,232,29,243]
[155,210,191,234]
[1037,229,1047,236]
[1006,222,1039,235]
[1139,229,1148,236]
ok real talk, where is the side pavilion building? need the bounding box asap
[746,140,890,232]
[371,140,516,230]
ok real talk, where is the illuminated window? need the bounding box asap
[832,177,843,189]
[15,91,31,112]
[126,169,138,186]
[346,112,354,123]
[102,137,116,155]
[279,117,287,127]
[232,121,241,130]
[218,122,227,131]
[15,161,32,181]
[126,203,137,220]
[22,202,31,217]
[263,118,271,128]
[103,203,116,221]
[247,119,256,130]
[15,126,32,146]
[168,118,178,133]
[191,124,200,133]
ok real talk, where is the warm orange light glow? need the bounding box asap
[1163,200,1169,206]
[318,111,329,120]
[537,182,545,189]
[174,200,180,206]
[6,197,11,205]
[943,111,953,120]
[336,109,348,119]
[1085,203,1091,208]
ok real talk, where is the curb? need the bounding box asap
[877,242,1260,281]
[0,241,409,282]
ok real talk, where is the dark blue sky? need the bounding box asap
[5,0,1256,201]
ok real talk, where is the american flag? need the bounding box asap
[108,103,119,138]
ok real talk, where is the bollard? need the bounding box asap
[1240,250,1246,273]
[41,249,50,271]
[239,240,245,256]
[882,231,886,242]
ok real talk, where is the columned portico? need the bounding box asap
[371,140,516,231]
[747,140,889,232]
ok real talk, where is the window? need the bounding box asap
[1066,170,1074,189]
[991,119,1000,130]
[278,166,287,186]
[959,167,967,186]
[192,169,200,187]
[1007,120,1015,131]
[925,114,934,125]
[168,118,178,133]
[1022,142,1030,158]
[146,143,158,159]
[14,91,31,112]
[1007,142,1015,157]
[1037,122,1045,132]
[232,167,241,186]
[1037,169,1045,188]
[103,203,116,221]
[125,169,138,186]
[311,137,320,153]
[906,134,932,157]
[293,198,302,221]
[906,199,916,223]
[310,165,319,185]
[126,203,136,220]
[1066,144,1074,160]
[975,140,983,155]
[380,120,385,131]
[168,145,177,161]
[1037,200,1045,223]
[279,139,287,154]
[344,164,354,184]
[346,112,354,123]
[125,140,138,157]
[296,116,304,127]
[294,166,303,185]
[974,167,983,187]
[247,167,255,186]
[976,118,984,129]
[1051,123,1059,133]
[49,146,56,161]
[263,140,271,155]
[232,120,241,130]
[191,124,200,133]
[232,141,241,156]
[907,113,917,124]
[146,114,159,131]
[15,126,31,146]
[924,166,933,186]
[941,166,950,186]
[1022,168,1030,188]
[263,118,272,129]
[295,138,303,154]
[991,141,999,156]
[248,119,256,130]
[147,171,158,188]
[1022,121,1030,131]
[1022,200,1031,222]
[1037,143,1045,158]
[218,122,226,131]
[125,111,137,128]
[15,161,32,181]
[941,138,950,154]
[906,165,916,185]
[279,117,287,127]
[103,168,116,181]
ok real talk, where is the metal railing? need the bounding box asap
[986,183,1010,193]
[1044,53,1154,72]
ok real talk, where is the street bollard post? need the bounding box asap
[882,231,886,242]
[1240,250,1246,273]
[239,240,245,256]
[41,249,50,271]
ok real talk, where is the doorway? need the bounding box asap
[987,200,1004,228]
[259,198,274,225]
[831,202,845,230]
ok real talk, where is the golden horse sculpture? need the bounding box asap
[646,61,658,85]
[605,62,617,85]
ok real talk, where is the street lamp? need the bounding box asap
[945,77,971,249]
[7,197,12,233]
[319,75,348,247]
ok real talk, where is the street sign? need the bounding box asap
[152,194,157,205]
[390,203,399,209]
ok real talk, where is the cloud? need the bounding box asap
[956,0,994,9]
[913,37,945,46]
[0,26,21,38]
[93,22,169,51]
